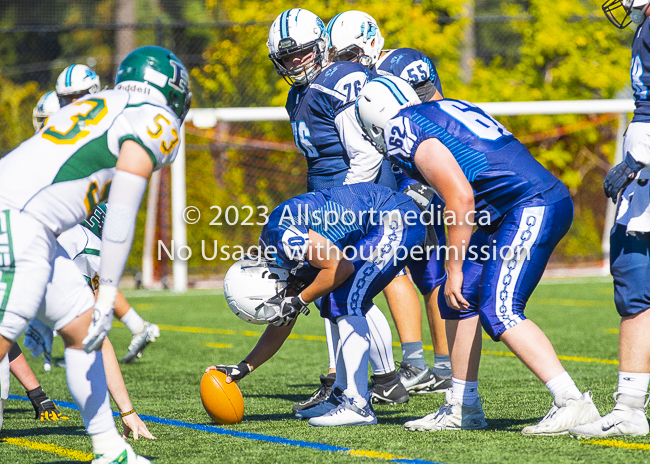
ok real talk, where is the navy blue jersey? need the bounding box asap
[286,62,396,191]
[375,48,443,99]
[259,183,416,272]
[384,99,569,229]
[631,20,650,122]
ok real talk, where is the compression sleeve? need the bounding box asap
[335,105,383,185]
[98,170,148,289]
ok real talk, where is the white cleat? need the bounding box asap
[121,322,160,364]
[569,393,650,439]
[295,388,342,419]
[404,391,487,431]
[92,442,151,464]
[308,398,377,427]
[521,391,601,436]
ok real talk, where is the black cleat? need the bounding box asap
[398,362,452,393]
[292,373,336,413]
[370,371,409,405]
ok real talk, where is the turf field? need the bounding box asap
[3,276,649,463]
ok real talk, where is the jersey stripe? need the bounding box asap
[411,112,489,182]
[375,77,408,105]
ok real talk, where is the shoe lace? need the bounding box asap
[397,362,416,379]
[301,384,328,405]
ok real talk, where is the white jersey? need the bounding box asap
[57,225,101,289]
[0,88,180,235]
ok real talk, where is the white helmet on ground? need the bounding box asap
[224,258,306,325]
[327,10,385,67]
[32,91,60,132]
[267,8,329,86]
[355,75,420,154]
[603,0,650,28]
[56,64,101,107]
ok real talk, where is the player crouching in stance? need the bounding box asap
[0,45,190,462]
[206,183,425,427]
[569,0,650,439]
[356,76,599,434]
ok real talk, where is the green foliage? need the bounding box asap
[0,75,41,152]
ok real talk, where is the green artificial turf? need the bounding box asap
[3,277,650,463]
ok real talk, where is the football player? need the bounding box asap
[356,75,599,434]
[37,70,162,363]
[267,7,411,410]
[207,183,426,426]
[0,45,190,462]
[569,0,650,438]
[327,10,450,394]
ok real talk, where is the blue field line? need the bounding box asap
[8,395,442,464]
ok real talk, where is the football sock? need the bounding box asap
[91,428,126,457]
[617,372,650,398]
[120,308,145,335]
[64,348,115,435]
[337,315,370,407]
[330,321,346,393]
[434,354,452,377]
[366,305,395,375]
[402,341,426,370]
[545,371,581,400]
[0,354,9,401]
[451,377,478,405]
[324,319,337,371]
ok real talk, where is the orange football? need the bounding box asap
[200,370,244,425]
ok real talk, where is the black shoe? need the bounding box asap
[423,369,452,393]
[292,373,336,412]
[370,371,409,405]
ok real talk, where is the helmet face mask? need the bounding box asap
[603,0,650,28]
[267,9,329,87]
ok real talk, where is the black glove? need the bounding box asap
[604,152,645,203]
[403,182,439,249]
[214,361,252,381]
[267,295,310,327]
[402,182,436,211]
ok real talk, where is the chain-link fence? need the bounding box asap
[0,5,620,280]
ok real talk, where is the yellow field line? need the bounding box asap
[124,322,619,366]
[344,449,412,460]
[3,437,93,461]
[204,342,233,349]
[606,328,619,334]
[585,439,650,451]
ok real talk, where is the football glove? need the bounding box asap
[402,182,439,249]
[26,387,69,421]
[266,295,310,326]
[83,285,117,352]
[604,152,645,203]
[214,361,252,381]
[24,319,53,371]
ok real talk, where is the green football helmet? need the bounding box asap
[82,203,107,239]
[115,45,192,122]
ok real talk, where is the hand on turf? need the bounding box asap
[445,270,469,311]
[207,361,252,383]
[24,319,53,363]
[267,296,309,327]
[122,412,156,440]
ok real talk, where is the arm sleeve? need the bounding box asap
[98,170,148,287]
[335,104,383,185]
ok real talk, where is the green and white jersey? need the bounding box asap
[57,225,101,290]
[0,88,180,235]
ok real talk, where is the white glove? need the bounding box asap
[83,285,117,353]
[24,319,53,370]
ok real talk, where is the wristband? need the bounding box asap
[297,294,308,306]
[120,409,136,418]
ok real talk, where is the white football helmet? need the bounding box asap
[32,91,60,132]
[56,64,101,107]
[327,11,385,67]
[224,258,295,325]
[267,9,329,86]
[356,75,420,154]
[603,0,650,28]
